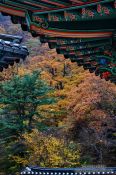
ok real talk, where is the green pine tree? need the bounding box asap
[0,70,56,174]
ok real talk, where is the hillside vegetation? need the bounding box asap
[0,15,116,175]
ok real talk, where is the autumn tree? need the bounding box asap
[66,75,116,165]
[21,129,80,168]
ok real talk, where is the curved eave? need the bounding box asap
[0,4,25,17]
[30,24,113,38]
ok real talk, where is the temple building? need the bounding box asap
[20,167,116,175]
[0,33,29,71]
[0,0,116,83]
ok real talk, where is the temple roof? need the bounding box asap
[20,166,116,175]
[0,34,29,71]
[0,0,115,83]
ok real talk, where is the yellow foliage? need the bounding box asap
[22,130,80,168]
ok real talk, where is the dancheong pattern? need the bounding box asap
[0,0,116,83]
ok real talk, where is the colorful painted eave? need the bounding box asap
[0,0,116,83]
